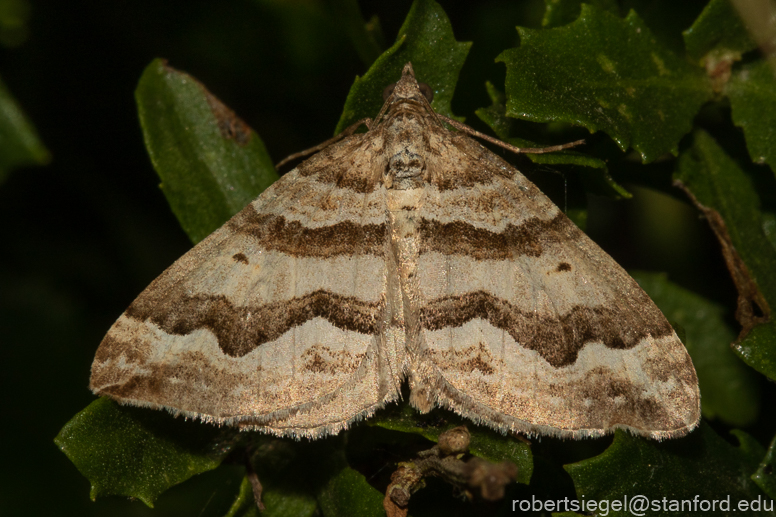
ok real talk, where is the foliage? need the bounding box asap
[0,73,49,182]
[2,0,769,515]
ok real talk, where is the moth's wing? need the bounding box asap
[90,137,405,438]
[411,135,700,439]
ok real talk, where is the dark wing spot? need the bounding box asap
[301,345,364,375]
[305,352,327,373]
[556,262,572,272]
[232,253,249,264]
[432,342,498,375]
[460,355,495,375]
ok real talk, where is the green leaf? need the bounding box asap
[54,398,233,507]
[224,476,262,517]
[683,0,758,63]
[0,74,50,182]
[735,322,776,383]
[312,448,385,517]
[224,476,257,517]
[467,432,533,486]
[763,212,776,251]
[731,429,769,468]
[475,80,630,200]
[565,424,769,516]
[631,271,760,427]
[0,0,31,47]
[753,433,776,500]
[542,0,620,28]
[371,402,533,485]
[224,439,319,517]
[257,440,320,517]
[475,81,514,141]
[136,58,278,244]
[224,475,317,517]
[334,0,471,133]
[498,5,712,162]
[674,129,776,381]
[327,0,384,66]
[726,60,776,171]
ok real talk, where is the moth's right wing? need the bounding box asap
[410,135,700,439]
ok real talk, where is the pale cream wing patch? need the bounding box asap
[410,139,700,439]
[90,138,406,438]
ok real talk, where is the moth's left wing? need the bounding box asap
[91,138,405,438]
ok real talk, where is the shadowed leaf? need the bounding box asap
[674,129,776,381]
[312,448,385,517]
[753,433,776,500]
[0,75,50,182]
[335,0,471,133]
[498,5,712,162]
[683,0,757,62]
[136,59,278,244]
[224,438,319,517]
[565,424,768,516]
[542,0,620,28]
[327,0,384,66]
[475,80,630,200]
[727,60,776,172]
[54,398,234,507]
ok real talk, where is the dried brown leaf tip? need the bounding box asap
[675,180,770,338]
[383,426,517,516]
[205,89,252,146]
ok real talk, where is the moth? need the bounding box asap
[91,63,700,440]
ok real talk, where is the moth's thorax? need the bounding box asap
[381,102,435,192]
[384,99,433,124]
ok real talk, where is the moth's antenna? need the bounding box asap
[371,92,396,128]
[437,114,585,155]
[275,117,372,170]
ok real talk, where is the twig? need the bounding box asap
[244,453,266,512]
[383,426,518,515]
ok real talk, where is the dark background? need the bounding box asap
[0,1,743,516]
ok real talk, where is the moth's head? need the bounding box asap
[382,62,434,107]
